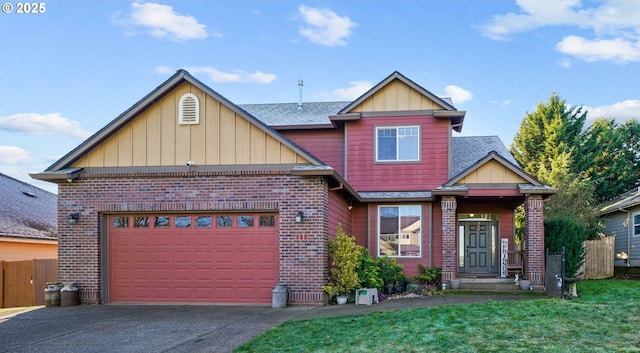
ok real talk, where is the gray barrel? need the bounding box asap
[44,282,61,306]
[272,284,287,308]
[60,283,80,306]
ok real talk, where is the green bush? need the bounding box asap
[544,218,589,278]
[414,264,442,287]
[356,248,384,290]
[323,225,361,298]
[376,256,404,285]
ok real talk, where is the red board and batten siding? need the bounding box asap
[281,129,345,176]
[345,116,451,191]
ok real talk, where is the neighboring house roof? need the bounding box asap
[0,173,57,241]
[238,102,349,128]
[451,136,519,177]
[598,187,640,216]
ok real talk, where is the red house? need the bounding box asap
[32,71,554,305]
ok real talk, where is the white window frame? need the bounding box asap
[377,205,422,258]
[633,211,640,238]
[375,125,420,162]
[179,93,200,125]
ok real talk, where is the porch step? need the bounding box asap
[450,277,524,293]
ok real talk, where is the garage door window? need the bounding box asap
[259,215,275,227]
[195,216,212,227]
[134,216,150,227]
[113,217,128,228]
[175,216,191,227]
[154,216,170,228]
[238,215,254,227]
[217,216,232,227]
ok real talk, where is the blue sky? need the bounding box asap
[1,0,639,194]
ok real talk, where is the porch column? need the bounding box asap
[524,194,544,286]
[441,196,457,280]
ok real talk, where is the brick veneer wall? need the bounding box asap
[441,196,457,280]
[524,195,544,285]
[56,169,329,305]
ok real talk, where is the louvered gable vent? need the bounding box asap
[179,93,200,125]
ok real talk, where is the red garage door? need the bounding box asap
[108,213,279,304]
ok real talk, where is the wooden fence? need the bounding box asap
[1,259,57,308]
[580,236,615,280]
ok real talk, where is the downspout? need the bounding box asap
[428,202,433,267]
[618,207,631,267]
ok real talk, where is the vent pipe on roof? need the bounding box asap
[297,79,303,111]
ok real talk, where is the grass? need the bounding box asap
[235,280,640,353]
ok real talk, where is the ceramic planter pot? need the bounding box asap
[519,279,531,290]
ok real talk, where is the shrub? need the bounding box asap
[414,265,442,287]
[323,225,361,298]
[356,248,384,290]
[376,256,404,286]
[544,218,589,278]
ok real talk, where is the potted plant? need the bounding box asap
[323,225,360,304]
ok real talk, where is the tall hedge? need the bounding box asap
[544,218,589,278]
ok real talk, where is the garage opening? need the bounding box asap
[108,213,279,304]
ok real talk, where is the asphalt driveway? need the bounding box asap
[0,294,544,353]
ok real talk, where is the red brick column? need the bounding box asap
[524,195,544,286]
[441,196,457,281]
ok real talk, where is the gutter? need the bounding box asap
[618,206,631,267]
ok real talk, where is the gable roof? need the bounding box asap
[336,71,465,132]
[451,136,519,177]
[598,187,640,216]
[41,70,326,173]
[0,173,57,240]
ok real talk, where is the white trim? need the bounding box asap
[633,211,640,238]
[179,93,200,125]
[374,125,421,162]
[377,204,422,258]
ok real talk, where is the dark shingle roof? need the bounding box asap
[0,173,57,240]
[598,187,640,215]
[451,136,519,177]
[238,102,349,127]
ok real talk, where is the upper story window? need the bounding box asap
[633,212,640,238]
[179,93,200,125]
[376,126,419,162]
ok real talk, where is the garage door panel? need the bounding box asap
[109,213,278,304]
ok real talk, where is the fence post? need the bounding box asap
[561,246,566,299]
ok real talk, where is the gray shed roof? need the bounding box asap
[451,136,519,177]
[0,173,57,240]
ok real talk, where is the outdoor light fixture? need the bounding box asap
[68,213,80,225]
[295,211,304,224]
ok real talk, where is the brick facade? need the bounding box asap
[524,194,545,285]
[441,196,457,280]
[57,169,330,305]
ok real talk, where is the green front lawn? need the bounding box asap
[235,280,640,353]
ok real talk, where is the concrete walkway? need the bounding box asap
[0,294,545,353]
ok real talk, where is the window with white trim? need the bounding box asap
[633,212,640,238]
[179,93,200,125]
[378,205,422,257]
[376,126,419,162]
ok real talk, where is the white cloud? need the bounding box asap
[585,100,640,123]
[154,65,174,75]
[0,113,92,139]
[444,85,473,104]
[114,2,213,41]
[0,146,34,165]
[333,81,372,100]
[298,6,357,46]
[184,66,277,84]
[556,35,640,63]
[479,0,640,63]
